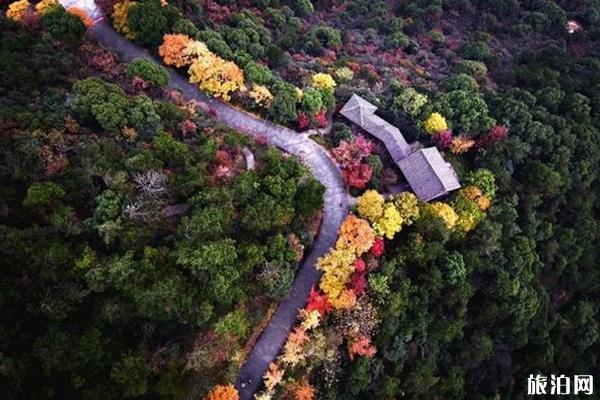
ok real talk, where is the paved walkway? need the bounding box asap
[89,22,350,400]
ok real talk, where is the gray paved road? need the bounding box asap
[89,22,350,400]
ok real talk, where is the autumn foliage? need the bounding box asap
[336,214,375,257]
[204,384,239,400]
[424,112,448,134]
[6,0,30,21]
[188,53,244,101]
[112,0,136,39]
[332,136,375,188]
[158,34,191,67]
[67,6,93,27]
[348,336,377,360]
[305,286,332,317]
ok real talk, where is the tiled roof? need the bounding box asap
[398,148,461,201]
[340,94,461,201]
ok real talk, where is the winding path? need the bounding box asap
[88,22,350,400]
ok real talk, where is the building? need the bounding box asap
[339,94,460,201]
[398,148,461,201]
[340,94,412,162]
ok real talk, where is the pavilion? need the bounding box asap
[340,94,461,201]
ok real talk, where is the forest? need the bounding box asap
[1,0,599,399]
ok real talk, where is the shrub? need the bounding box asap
[455,60,488,78]
[460,40,490,61]
[424,113,448,134]
[23,182,65,208]
[127,0,179,47]
[126,58,169,87]
[392,87,428,117]
[112,0,136,39]
[243,61,273,85]
[42,6,86,43]
[6,0,30,22]
[300,87,323,114]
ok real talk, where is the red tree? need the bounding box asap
[343,163,373,189]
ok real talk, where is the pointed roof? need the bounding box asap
[339,94,461,201]
[340,94,377,126]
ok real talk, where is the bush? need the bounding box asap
[126,58,169,87]
[23,182,65,208]
[460,40,490,61]
[331,123,353,145]
[455,60,488,79]
[128,0,180,47]
[259,260,294,299]
[172,18,201,39]
[386,31,410,49]
[42,6,86,44]
[392,87,428,117]
[269,79,298,125]
[243,61,273,85]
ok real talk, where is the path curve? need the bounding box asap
[88,22,350,400]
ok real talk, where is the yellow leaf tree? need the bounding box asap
[429,202,458,230]
[373,203,403,239]
[356,190,384,223]
[6,0,30,21]
[316,248,356,309]
[336,214,375,257]
[393,192,420,225]
[182,40,212,65]
[424,112,448,134]
[188,55,244,101]
[112,0,136,39]
[35,0,58,14]
[248,84,274,108]
[312,73,336,92]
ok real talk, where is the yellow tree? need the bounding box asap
[429,202,458,230]
[312,73,336,92]
[6,0,30,21]
[112,0,136,39]
[182,40,212,65]
[336,214,375,257]
[373,203,403,239]
[356,190,384,223]
[248,84,274,108]
[316,248,356,309]
[35,0,58,14]
[188,55,244,101]
[393,192,420,225]
[158,34,191,67]
[424,112,448,134]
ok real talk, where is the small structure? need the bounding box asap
[340,94,460,201]
[340,94,412,161]
[398,148,461,201]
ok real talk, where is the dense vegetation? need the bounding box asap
[1,0,599,399]
[0,14,324,399]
